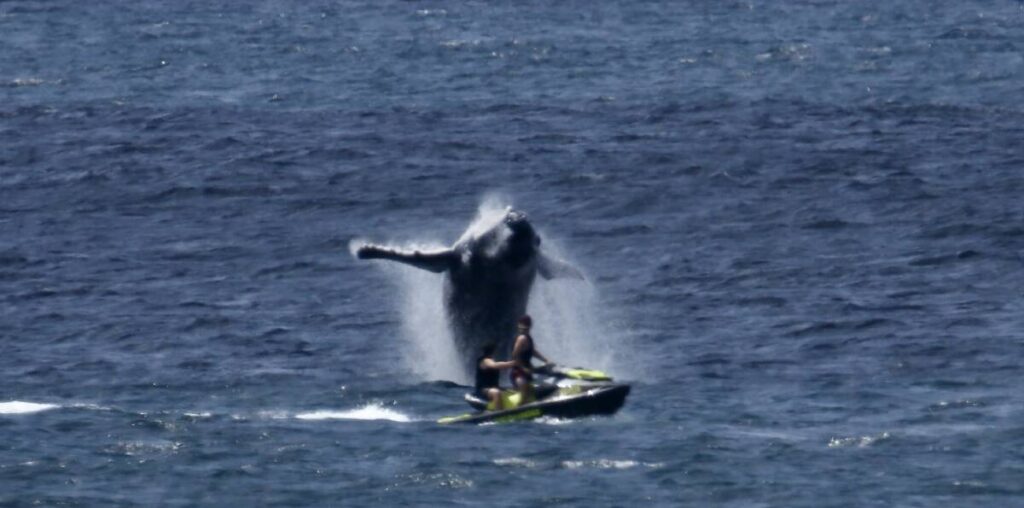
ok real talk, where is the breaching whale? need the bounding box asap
[353,207,583,375]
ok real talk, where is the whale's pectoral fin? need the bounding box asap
[355,244,458,273]
[537,254,585,281]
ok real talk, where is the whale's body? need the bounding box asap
[355,208,582,375]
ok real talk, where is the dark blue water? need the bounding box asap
[3,1,1023,505]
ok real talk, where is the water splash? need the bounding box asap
[528,234,634,379]
[454,193,513,245]
[0,401,60,415]
[390,242,463,382]
[295,403,412,422]
[349,234,462,382]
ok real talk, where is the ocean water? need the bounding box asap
[2,0,1023,506]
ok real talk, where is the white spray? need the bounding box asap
[393,247,463,381]
[526,237,616,375]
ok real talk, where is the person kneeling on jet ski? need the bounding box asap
[510,315,554,403]
[476,343,516,411]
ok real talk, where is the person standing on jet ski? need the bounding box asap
[476,343,516,411]
[511,315,553,403]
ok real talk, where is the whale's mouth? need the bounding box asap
[505,211,539,244]
[504,211,535,236]
[503,211,539,268]
[504,210,528,227]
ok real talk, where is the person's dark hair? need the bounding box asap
[481,342,496,357]
[517,315,532,329]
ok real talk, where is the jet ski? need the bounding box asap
[437,364,630,425]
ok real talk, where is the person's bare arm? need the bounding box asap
[482,358,515,370]
[534,349,552,365]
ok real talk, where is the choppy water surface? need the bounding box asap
[2,1,1023,506]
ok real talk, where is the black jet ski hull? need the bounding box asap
[541,384,630,418]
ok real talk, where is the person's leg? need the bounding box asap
[514,374,533,403]
[487,388,502,410]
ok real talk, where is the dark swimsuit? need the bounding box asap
[511,334,534,384]
[474,355,500,398]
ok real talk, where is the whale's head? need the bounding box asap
[502,209,540,268]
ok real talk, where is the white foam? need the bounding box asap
[827,431,891,448]
[295,403,411,422]
[10,78,45,87]
[534,416,576,426]
[561,459,663,470]
[493,457,538,468]
[0,401,60,415]
[256,410,290,420]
